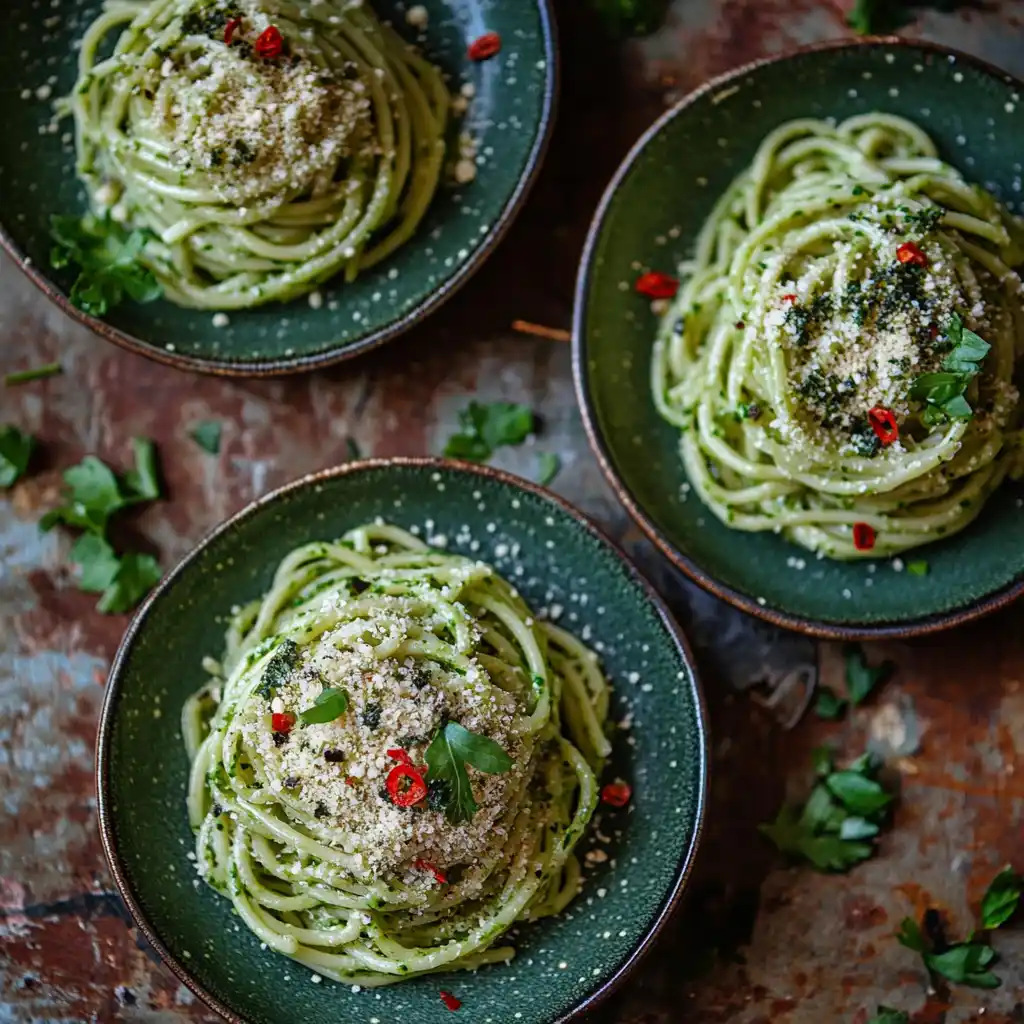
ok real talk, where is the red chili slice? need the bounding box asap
[781,293,798,304]
[440,991,462,1011]
[271,711,295,734]
[635,271,679,300]
[414,859,448,885]
[896,241,928,267]
[224,17,242,45]
[255,25,283,59]
[600,782,632,808]
[387,764,427,807]
[467,32,501,61]
[852,523,876,552]
[344,776,357,786]
[867,406,899,445]
[386,747,413,766]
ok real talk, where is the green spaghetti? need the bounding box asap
[68,0,451,309]
[183,522,613,986]
[652,113,1024,559]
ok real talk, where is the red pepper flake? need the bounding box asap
[414,859,448,885]
[852,522,876,552]
[224,17,242,45]
[386,747,413,766]
[255,25,283,59]
[781,293,798,304]
[344,776,357,786]
[440,991,462,1011]
[867,406,899,445]
[271,711,295,734]
[600,782,632,808]
[387,764,428,807]
[896,241,928,267]
[467,32,501,61]
[634,271,678,300]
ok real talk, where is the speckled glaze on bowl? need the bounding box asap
[574,39,1024,640]
[96,458,708,1024]
[0,1,557,375]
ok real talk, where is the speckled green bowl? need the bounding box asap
[0,1,556,375]
[96,459,708,1024]
[574,39,1024,639]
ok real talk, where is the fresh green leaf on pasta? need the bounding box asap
[300,687,350,725]
[426,722,513,823]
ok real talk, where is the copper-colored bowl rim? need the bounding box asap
[2,1,560,378]
[95,456,710,1024]
[573,35,1024,642]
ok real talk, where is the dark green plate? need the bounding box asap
[0,1,556,375]
[97,459,708,1024]
[574,39,1024,639]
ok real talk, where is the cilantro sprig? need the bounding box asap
[897,916,1000,989]
[0,425,35,488]
[41,439,163,614]
[760,749,895,872]
[815,644,894,720]
[50,213,162,317]
[443,402,534,462]
[909,313,991,426]
[425,721,513,823]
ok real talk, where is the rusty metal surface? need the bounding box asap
[1,0,1022,1021]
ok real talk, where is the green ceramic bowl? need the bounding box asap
[0,1,556,375]
[574,39,1024,640]
[96,458,708,1024]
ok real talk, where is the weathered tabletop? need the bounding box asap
[2,1,1023,1021]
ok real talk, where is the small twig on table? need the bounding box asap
[511,320,571,343]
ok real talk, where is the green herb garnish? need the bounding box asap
[536,451,560,487]
[425,721,513,823]
[897,916,1000,989]
[190,421,222,455]
[4,362,62,386]
[980,865,1022,930]
[814,688,847,720]
[361,702,382,730]
[50,214,162,317]
[345,437,362,461]
[867,1009,909,1024]
[909,313,990,424]
[906,559,929,577]
[0,425,35,488]
[443,401,534,462]
[759,749,895,872]
[845,643,894,706]
[258,639,299,698]
[300,687,350,725]
[95,551,163,614]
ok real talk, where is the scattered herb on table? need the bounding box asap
[591,0,671,37]
[0,425,35,488]
[980,865,1022,930]
[41,439,163,613]
[867,1009,909,1024]
[897,915,1000,989]
[50,213,162,317]
[190,420,222,455]
[425,721,513,823]
[848,0,967,35]
[760,748,895,872]
[906,559,929,577]
[4,362,62,386]
[816,643,894,719]
[443,401,534,462]
[536,451,560,487]
[345,437,362,461]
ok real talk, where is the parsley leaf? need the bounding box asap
[980,865,1022,930]
[815,688,848,720]
[898,914,1001,989]
[760,748,895,873]
[96,552,162,614]
[443,402,534,462]
[537,451,560,487]
[425,722,513,823]
[190,421,222,455]
[909,313,991,424]
[942,313,991,374]
[70,534,122,593]
[845,643,894,706]
[867,1009,909,1024]
[0,425,35,488]
[300,687,349,725]
[50,213,162,317]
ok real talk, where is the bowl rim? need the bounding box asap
[95,455,710,1024]
[572,35,1024,642]
[2,1,560,378]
